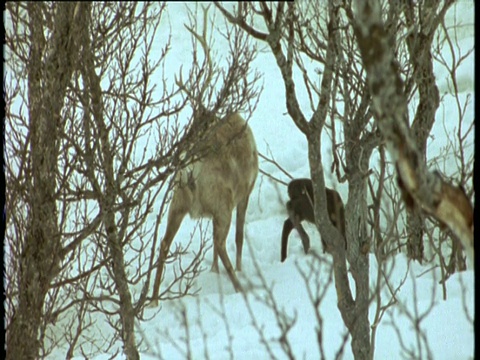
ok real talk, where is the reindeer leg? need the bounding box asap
[213,212,242,292]
[151,199,188,307]
[235,196,249,271]
[287,204,310,255]
[294,220,310,255]
[211,243,219,273]
[281,218,294,262]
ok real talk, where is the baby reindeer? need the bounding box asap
[281,178,346,262]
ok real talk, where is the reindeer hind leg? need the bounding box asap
[235,196,249,271]
[211,243,219,272]
[281,217,294,262]
[213,212,242,292]
[287,200,311,255]
[151,194,189,306]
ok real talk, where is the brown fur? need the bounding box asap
[152,113,258,301]
[281,178,346,261]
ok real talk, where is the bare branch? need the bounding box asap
[353,0,474,265]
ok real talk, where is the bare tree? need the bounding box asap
[5,1,472,358]
[353,0,473,266]
[215,1,375,358]
[5,3,90,359]
[427,7,474,275]
[5,2,237,358]
[216,1,473,359]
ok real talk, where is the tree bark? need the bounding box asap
[80,19,140,359]
[353,0,473,265]
[216,2,378,358]
[7,3,88,359]
[306,5,372,359]
[403,1,443,263]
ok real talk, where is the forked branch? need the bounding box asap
[354,0,474,265]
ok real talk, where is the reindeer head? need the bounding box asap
[174,4,261,132]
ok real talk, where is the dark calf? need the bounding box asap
[281,178,346,262]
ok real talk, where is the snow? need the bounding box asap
[45,2,474,359]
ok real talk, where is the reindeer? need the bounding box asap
[151,7,258,305]
[281,178,346,262]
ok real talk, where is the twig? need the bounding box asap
[258,150,293,186]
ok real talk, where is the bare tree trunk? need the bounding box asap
[6,3,87,359]
[310,137,372,360]
[345,177,371,359]
[305,5,372,358]
[341,110,376,359]
[103,209,140,360]
[406,209,425,262]
[353,1,474,264]
[80,21,140,359]
[403,1,443,263]
[446,237,467,274]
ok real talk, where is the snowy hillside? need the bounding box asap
[45,2,474,359]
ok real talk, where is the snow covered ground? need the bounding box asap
[46,2,474,359]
